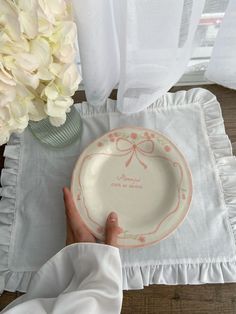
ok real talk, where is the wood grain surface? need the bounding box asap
[0,84,236,313]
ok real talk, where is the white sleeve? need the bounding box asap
[2,243,123,314]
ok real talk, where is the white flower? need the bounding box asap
[38,0,56,23]
[28,97,47,121]
[0,82,16,108]
[0,1,16,17]
[37,12,54,37]
[49,62,63,76]
[30,37,52,67]
[0,33,29,55]
[0,0,81,145]
[0,62,15,86]
[0,124,11,146]
[41,0,67,18]
[17,0,38,39]
[46,96,73,126]
[56,63,81,97]
[42,63,81,99]
[14,53,40,72]
[0,105,11,123]
[0,2,21,42]
[50,22,77,63]
[0,62,16,108]
[12,67,40,89]
[43,82,59,100]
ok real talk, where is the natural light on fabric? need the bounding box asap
[72,0,120,107]
[72,0,205,113]
[205,0,236,89]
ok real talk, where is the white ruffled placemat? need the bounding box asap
[1,88,236,292]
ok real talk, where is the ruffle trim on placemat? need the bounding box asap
[116,87,236,289]
[0,133,34,293]
[120,88,236,289]
[122,260,236,289]
[197,89,236,245]
[75,88,236,290]
[1,88,236,292]
[75,99,117,116]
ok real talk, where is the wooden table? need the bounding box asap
[1,85,236,313]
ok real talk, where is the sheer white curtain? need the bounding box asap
[72,0,120,107]
[72,0,235,113]
[72,0,206,113]
[205,0,236,89]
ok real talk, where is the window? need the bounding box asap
[76,0,230,88]
[178,0,229,85]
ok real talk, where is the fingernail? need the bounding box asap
[109,212,117,222]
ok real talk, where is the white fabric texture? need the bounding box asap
[2,243,123,314]
[72,0,206,113]
[205,0,236,89]
[0,88,236,292]
[73,0,236,105]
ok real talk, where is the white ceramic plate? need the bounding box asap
[71,127,192,248]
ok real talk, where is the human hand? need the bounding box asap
[63,187,122,247]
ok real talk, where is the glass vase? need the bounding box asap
[28,105,82,149]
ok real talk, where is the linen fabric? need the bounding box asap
[72,0,206,113]
[72,0,236,111]
[1,243,123,314]
[0,88,236,292]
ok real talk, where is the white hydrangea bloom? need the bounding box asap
[0,0,81,145]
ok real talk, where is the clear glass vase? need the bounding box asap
[28,105,82,149]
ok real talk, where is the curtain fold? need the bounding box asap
[115,0,206,113]
[73,0,235,111]
[205,0,236,89]
[73,0,206,113]
[72,0,120,106]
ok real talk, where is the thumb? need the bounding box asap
[105,212,122,247]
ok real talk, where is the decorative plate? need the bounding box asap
[71,127,192,248]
